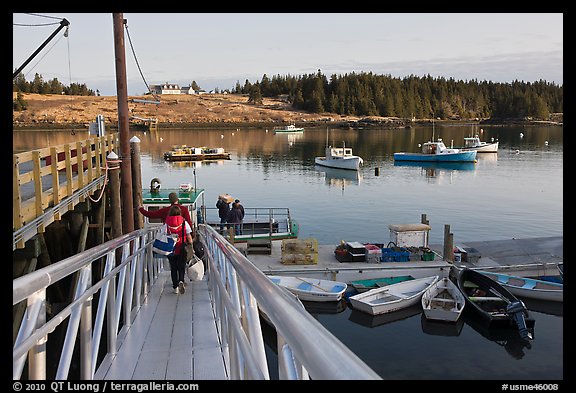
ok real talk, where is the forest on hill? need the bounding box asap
[234,71,563,120]
[14,71,563,121]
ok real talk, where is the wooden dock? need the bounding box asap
[236,236,563,284]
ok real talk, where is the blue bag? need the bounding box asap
[152,225,177,256]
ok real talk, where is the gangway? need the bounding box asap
[13,224,381,380]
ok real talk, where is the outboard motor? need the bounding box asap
[506,300,532,340]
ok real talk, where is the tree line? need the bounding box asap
[13,72,96,96]
[235,71,563,120]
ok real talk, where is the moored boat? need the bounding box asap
[350,275,415,293]
[273,124,304,133]
[394,140,477,163]
[348,275,439,316]
[267,275,347,302]
[456,268,534,340]
[315,142,364,171]
[477,270,563,302]
[421,277,465,322]
[457,135,499,153]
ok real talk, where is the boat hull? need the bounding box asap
[457,268,535,329]
[478,271,563,302]
[393,151,477,162]
[268,275,347,302]
[315,157,362,171]
[421,277,465,322]
[350,275,414,293]
[461,141,499,153]
[349,276,439,316]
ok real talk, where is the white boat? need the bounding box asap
[394,140,477,163]
[315,142,364,171]
[458,135,499,153]
[478,271,563,302]
[273,124,304,133]
[267,275,347,302]
[349,275,439,316]
[421,277,466,322]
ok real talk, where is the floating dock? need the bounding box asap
[163,146,231,161]
[236,236,563,284]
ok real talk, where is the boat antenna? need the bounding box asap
[431,111,435,142]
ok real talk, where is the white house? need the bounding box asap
[149,83,198,95]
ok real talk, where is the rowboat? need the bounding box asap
[348,304,422,328]
[350,275,415,293]
[348,275,439,316]
[267,275,347,302]
[477,270,563,302]
[421,277,465,322]
[456,268,534,340]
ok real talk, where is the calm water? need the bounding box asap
[13,124,563,380]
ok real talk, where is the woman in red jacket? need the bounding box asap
[165,205,193,294]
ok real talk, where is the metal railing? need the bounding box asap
[13,228,159,380]
[202,207,298,241]
[199,224,381,380]
[13,223,381,380]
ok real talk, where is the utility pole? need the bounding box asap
[112,13,134,234]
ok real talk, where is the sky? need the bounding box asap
[13,13,563,96]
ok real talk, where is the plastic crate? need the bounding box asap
[381,248,410,262]
[422,251,435,261]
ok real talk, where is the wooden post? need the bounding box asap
[113,13,134,235]
[421,214,429,226]
[375,167,380,176]
[130,136,144,230]
[107,152,122,240]
[443,224,454,262]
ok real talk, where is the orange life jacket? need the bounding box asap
[166,215,185,255]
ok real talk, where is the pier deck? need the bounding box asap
[94,268,227,380]
[236,236,562,283]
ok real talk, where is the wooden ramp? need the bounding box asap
[94,270,228,380]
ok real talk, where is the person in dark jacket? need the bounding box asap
[216,196,231,232]
[234,199,245,234]
[227,202,244,235]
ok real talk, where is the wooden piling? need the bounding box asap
[443,224,454,262]
[107,152,122,239]
[130,137,144,230]
[421,214,429,226]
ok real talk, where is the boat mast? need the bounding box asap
[431,111,435,142]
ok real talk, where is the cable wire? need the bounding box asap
[124,21,161,101]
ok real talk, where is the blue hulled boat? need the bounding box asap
[394,140,477,163]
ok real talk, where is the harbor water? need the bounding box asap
[13,124,563,380]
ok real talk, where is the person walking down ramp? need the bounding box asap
[165,205,193,294]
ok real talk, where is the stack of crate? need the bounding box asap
[281,238,318,265]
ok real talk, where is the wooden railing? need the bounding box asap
[13,133,118,248]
